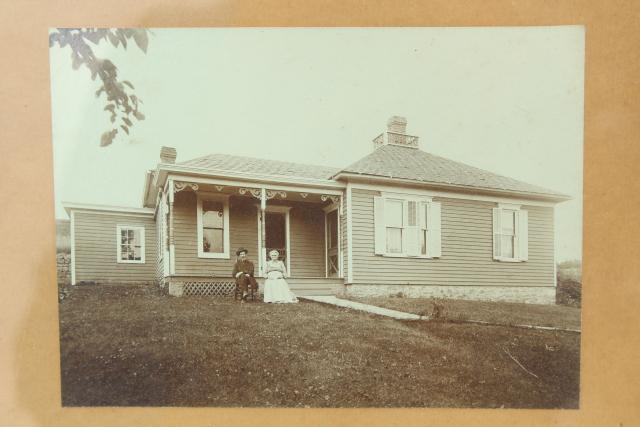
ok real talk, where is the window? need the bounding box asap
[385,199,404,253]
[374,194,441,258]
[492,204,528,262]
[116,225,145,263]
[196,194,230,258]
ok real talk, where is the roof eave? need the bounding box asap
[157,164,345,190]
[333,172,571,203]
[62,202,155,216]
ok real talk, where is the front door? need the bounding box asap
[326,209,339,277]
[265,212,287,264]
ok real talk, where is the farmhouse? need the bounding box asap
[63,116,569,303]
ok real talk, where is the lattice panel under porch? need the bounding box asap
[182,281,236,296]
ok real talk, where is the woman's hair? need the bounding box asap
[269,249,279,257]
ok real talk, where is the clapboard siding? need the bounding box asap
[289,206,325,277]
[350,189,555,286]
[74,212,157,283]
[172,193,327,278]
[173,192,257,276]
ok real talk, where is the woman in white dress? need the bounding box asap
[263,250,298,303]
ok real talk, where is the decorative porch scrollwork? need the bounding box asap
[238,187,262,199]
[215,185,225,192]
[300,192,308,198]
[265,190,287,200]
[174,181,199,193]
[320,194,341,204]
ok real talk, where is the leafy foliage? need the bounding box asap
[49,29,149,146]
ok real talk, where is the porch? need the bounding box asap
[159,178,346,296]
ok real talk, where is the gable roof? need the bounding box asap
[178,153,340,181]
[334,144,567,198]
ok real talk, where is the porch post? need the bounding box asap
[260,187,267,276]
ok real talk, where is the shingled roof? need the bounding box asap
[335,144,566,198]
[174,145,566,199]
[179,153,340,181]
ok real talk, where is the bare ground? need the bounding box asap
[59,284,580,408]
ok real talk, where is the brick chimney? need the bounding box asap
[372,116,419,150]
[160,146,177,164]
[387,116,407,134]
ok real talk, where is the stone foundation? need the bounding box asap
[341,284,556,305]
[56,253,71,286]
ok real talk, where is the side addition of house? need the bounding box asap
[63,116,569,304]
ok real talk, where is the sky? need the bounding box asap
[49,27,584,261]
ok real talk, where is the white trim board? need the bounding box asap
[349,182,557,207]
[335,173,569,202]
[63,202,154,217]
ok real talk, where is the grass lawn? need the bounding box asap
[344,296,581,331]
[59,284,580,408]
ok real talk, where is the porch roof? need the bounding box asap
[179,153,340,181]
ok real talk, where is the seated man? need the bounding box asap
[232,247,258,301]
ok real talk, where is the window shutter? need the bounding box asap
[518,209,529,261]
[492,207,501,260]
[428,202,442,258]
[373,196,386,255]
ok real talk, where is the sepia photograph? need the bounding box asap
[49,27,583,408]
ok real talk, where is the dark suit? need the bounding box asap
[232,259,258,294]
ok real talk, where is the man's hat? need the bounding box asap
[236,247,248,256]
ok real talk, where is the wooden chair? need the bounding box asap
[234,280,256,301]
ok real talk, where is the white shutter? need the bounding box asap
[518,209,529,261]
[373,196,386,255]
[492,207,501,260]
[428,202,442,258]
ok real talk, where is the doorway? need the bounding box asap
[265,212,287,263]
[258,206,291,277]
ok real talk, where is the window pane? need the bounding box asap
[385,200,403,227]
[421,230,427,255]
[203,201,224,228]
[131,229,141,246]
[501,235,514,258]
[203,228,224,253]
[386,228,402,253]
[121,230,129,245]
[407,201,417,226]
[501,210,515,234]
[133,245,142,260]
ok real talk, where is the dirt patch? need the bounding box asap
[59,284,580,408]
